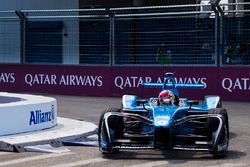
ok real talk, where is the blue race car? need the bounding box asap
[98,72,229,158]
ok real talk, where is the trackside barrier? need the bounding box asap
[0,92,57,136]
[0,64,249,101]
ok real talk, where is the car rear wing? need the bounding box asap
[143,72,205,90]
[143,82,205,89]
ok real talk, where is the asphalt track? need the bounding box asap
[0,94,249,167]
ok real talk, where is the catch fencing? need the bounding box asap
[0,3,250,66]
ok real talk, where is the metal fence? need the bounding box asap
[0,3,250,66]
[114,17,215,65]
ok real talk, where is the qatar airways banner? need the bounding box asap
[0,64,249,101]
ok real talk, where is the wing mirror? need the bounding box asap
[137,99,148,111]
[188,100,199,105]
[187,100,199,110]
[136,99,148,105]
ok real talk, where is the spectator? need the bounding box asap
[238,43,248,65]
[156,42,172,65]
[225,42,247,65]
[233,43,242,64]
[224,41,234,64]
[224,38,240,64]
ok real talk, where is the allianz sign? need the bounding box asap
[29,105,55,125]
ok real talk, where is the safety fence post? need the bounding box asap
[15,10,27,64]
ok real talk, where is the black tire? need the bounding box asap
[207,108,229,158]
[98,107,123,154]
[216,99,222,108]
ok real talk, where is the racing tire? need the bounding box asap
[98,107,123,154]
[207,108,229,158]
[216,99,222,108]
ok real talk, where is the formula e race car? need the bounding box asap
[98,72,229,158]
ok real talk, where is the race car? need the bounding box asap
[98,72,229,158]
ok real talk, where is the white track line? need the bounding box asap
[47,158,107,167]
[206,163,246,167]
[128,160,169,167]
[0,152,74,167]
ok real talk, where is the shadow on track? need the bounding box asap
[101,149,246,163]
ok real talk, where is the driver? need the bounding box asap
[158,90,178,105]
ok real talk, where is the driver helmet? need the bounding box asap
[158,90,174,104]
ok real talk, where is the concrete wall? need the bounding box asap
[0,0,79,64]
[0,0,78,10]
[62,19,79,64]
[0,21,20,63]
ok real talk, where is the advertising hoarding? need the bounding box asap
[0,64,249,101]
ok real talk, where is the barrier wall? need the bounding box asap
[0,64,249,101]
[0,92,57,136]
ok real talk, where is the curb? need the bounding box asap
[0,117,97,152]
